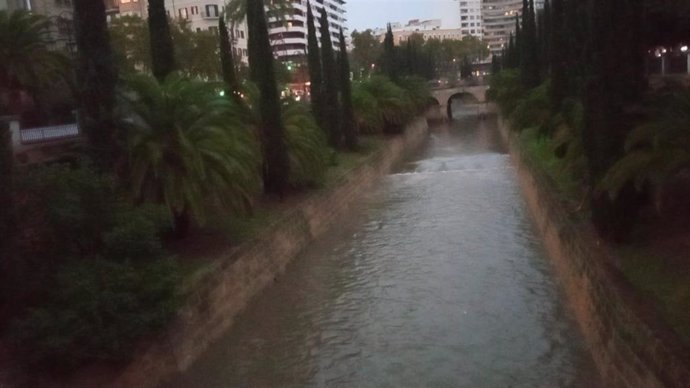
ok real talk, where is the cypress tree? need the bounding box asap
[549,0,567,111]
[319,7,342,148]
[491,54,501,75]
[219,17,241,105]
[306,1,324,132]
[520,0,540,89]
[514,15,521,68]
[247,0,290,195]
[381,24,397,80]
[73,0,119,170]
[148,0,176,81]
[338,29,357,150]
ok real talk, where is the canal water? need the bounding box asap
[163,103,600,387]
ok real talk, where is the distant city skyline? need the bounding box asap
[346,0,461,32]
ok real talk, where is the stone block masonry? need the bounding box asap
[499,118,690,388]
[102,116,431,388]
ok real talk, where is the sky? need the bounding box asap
[346,0,460,32]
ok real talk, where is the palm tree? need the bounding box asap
[0,10,68,115]
[242,82,329,188]
[120,74,261,237]
[599,92,690,205]
[352,76,414,134]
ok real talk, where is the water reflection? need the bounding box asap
[163,102,600,388]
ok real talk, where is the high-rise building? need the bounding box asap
[481,0,521,54]
[268,0,346,60]
[458,0,483,39]
[481,0,545,55]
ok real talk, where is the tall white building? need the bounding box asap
[106,0,346,63]
[458,0,483,39]
[268,0,346,60]
[481,0,545,55]
[482,0,521,54]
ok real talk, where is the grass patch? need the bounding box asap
[617,245,690,343]
[519,127,583,205]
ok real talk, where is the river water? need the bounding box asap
[163,103,600,387]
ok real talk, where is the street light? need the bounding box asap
[682,45,690,75]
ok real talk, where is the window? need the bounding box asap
[179,8,188,19]
[206,4,219,17]
[190,6,199,15]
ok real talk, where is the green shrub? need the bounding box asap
[510,81,551,132]
[487,69,523,115]
[11,258,180,368]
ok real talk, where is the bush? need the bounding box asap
[510,81,551,132]
[352,76,428,134]
[487,69,523,115]
[11,258,180,368]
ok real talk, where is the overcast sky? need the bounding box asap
[346,0,461,32]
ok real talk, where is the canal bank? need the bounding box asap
[498,116,690,387]
[54,116,431,388]
[160,104,599,387]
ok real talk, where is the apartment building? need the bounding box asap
[481,0,521,54]
[268,0,346,60]
[458,0,482,39]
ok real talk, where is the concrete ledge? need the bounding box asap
[499,117,690,388]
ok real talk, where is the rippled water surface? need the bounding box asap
[164,104,600,387]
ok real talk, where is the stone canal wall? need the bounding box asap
[105,117,430,388]
[499,117,690,388]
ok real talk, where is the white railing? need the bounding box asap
[20,123,79,144]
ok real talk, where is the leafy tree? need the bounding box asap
[306,1,324,133]
[73,0,119,170]
[339,28,357,150]
[148,0,176,81]
[351,29,382,79]
[120,74,260,236]
[319,7,342,148]
[109,15,150,74]
[247,0,291,195]
[0,10,68,115]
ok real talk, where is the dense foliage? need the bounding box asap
[120,74,260,235]
[8,164,179,368]
[493,0,690,241]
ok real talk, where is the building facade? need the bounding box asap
[481,0,521,54]
[458,0,482,39]
[268,0,346,60]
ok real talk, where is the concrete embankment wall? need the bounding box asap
[103,117,431,388]
[499,117,690,388]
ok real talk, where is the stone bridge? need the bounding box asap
[430,86,489,120]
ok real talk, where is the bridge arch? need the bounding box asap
[445,93,480,119]
[430,86,488,120]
